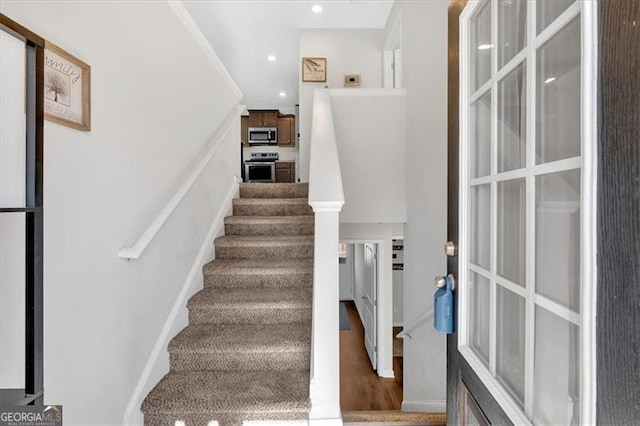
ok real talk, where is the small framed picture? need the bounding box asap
[302,57,327,82]
[44,41,91,131]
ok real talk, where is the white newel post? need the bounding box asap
[309,209,342,426]
[308,89,344,426]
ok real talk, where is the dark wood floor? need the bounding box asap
[340,301,403,411]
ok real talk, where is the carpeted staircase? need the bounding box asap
[142,183,314,426]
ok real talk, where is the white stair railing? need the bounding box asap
[308,89,344,425]
[117,104,245,260]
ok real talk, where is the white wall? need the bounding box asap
[384,0,450,412]
[330,90,407,224]
[0,2,241,423]
[299,29,384,182]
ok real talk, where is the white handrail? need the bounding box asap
[308,89,344,424]
[117,104,245,260]
[308,90,345,211]
[396,308,434,339]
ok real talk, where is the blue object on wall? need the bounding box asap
[434,276,454,334]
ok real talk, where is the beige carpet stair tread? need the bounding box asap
[342,411,446,425]
[233,197,310,206]
[204,258,313,276]
[143,370,310,414]
[215,235,313,247]
[240,183,309,199]
[188,287,312,308]
[169,324,311,354]
[225,215,314,225]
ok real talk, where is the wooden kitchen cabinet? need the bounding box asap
[277,114,296,147]
[248,110,279,127]
[241,116,248,145]
[276,161,295,183]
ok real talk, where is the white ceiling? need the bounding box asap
[183,1,394,110]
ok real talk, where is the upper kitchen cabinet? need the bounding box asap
[248,110,279,127]
[278,114,296,147]
[241,116,248,146]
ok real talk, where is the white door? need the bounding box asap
[363,243,377,369]
[457,0,596,424]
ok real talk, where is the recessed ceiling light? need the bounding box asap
[477,44,493,50]
[279,91,286,97]
[312,4,323,13]
[544,77,556,84]
[267,55,276,62]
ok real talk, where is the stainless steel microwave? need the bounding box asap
[248,127,277,145]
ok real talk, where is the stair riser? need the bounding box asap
[233,204,314,217]
[189,307,311,325]
[170,352,310,372]
[204,273,313,289]
[240,184,308,199]
[143,413,310,426]
[225,222,314,236]
[215,245,313,259]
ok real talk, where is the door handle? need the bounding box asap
[434,273,456,291]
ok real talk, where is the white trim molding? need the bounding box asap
[328,88,407,97]
[122,180,239,425]
[167,0,243,100]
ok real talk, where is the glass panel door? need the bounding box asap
[459,0,590,423]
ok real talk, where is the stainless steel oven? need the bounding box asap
[244,152,278,182]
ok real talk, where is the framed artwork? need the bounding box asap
[302,57,327,82]
[44,41,91,131]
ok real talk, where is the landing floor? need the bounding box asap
[339,301,403,411]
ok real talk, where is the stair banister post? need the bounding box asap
[308,89,344,426]
[309,209,342,425]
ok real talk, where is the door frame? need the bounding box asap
[0,13,45,406]
[596,0,640,423]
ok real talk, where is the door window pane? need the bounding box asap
[471,1,492,92]
[534,307,580,425]
[471,93,492,178]
[469,271,491,364]
[498,0,527,68]
[536,170,581,312]
[536,18,581,164]
[497,179,526,285]
[496,286,525,407]
[498,63,526,172]
[470,184,491,269]
[537,0,575,34]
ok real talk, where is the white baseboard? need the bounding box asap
[122,180,238,425]
[393,322,404,327]
[378,369,395,379]
[401,400,447,413]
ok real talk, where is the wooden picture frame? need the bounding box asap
[302,57,327,82]
[44,41,91,131]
